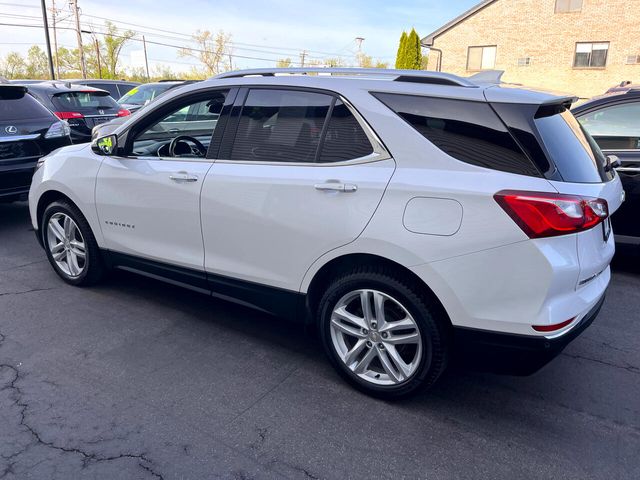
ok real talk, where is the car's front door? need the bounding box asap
[577,99,640,240]
[201,87,395,300]
[95,89,232,280]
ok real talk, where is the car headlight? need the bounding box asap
[44,120,71,139]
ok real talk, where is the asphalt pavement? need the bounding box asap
[1,201,639,480]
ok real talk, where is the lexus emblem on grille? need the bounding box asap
[98,109,104,115]
[4,126,17,134]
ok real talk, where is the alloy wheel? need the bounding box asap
[46,213,87,278]
[329,289,423,386]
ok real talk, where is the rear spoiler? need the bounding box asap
[535,97,579,119]
[0,85,27,100]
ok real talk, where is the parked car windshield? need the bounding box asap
[534,109,611,183]
[118,84,172,105]
[577,102,640,150]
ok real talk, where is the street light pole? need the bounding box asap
[40,0,55,79]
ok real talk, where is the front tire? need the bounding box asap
[41,200,104,286]
[318,267,449,399]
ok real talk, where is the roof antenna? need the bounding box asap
[468,70,504,84]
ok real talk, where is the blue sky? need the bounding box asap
[1,0,479,71]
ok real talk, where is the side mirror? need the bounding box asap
[605,154,621,171]
[91,134,117,156]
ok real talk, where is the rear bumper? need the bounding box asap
[452,293,605,375]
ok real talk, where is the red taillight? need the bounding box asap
[54,111,84,120]
[494,190,608,239]
[117,109,131,117]
[532,317,575,332]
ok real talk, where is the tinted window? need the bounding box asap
[132,90,228,158]
[535,110,611,183]
[373,92,540,176]
[89,83,120,98]
[52,92,119,112]
[0,94,52,121]
[577,102,640,150]
[318,100,373,162]
[231,89,331,163]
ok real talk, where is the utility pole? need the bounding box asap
[300,50,306,67]
[70,0,87,78]
[50,0,59,78]
[142,35,150,81]
[40,0,55,79]
[94,38,102,78]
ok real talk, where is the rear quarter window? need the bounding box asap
[372,92,541,177]
[0,93,53,121]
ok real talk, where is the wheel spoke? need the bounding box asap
[69,240,86,259]
[377,347,404,383]
[384,331,420,345]
[332,306,367,330]
[384,344,413,378]
[63,215,72,240]
[379,317,416,333]
[353,346,377,374]
[48,220,65,242]
[360,291,374,326]
[66,251,80,276]
[372,291,386,326]
[343,339,367,366]
[331,316,366,339]
[52,249,67,262]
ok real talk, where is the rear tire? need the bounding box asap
[318,266,448,399]
[41,200,104,286]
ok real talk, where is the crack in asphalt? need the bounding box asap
[561,351,640,375]
[0,287,58,298]
[0,331,165,480]
[0,260,47,273]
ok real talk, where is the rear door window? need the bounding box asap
[230,89,332,163]
[576,102,640,151]
[373,92,540,177]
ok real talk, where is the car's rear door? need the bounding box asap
[200,87,395,301]
[576,98,640,241]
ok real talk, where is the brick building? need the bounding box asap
[421,0,640,98]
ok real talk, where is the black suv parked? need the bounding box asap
[573,87,640,247]
[25,82,130,143]
[0,85,71,202]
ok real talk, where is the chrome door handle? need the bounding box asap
[314,183,358,192]
[169,173,198,182]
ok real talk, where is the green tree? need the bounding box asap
[395,31,407,69]
[1,51,26,78]
[179,30,232,76]
[101,21,135,78]
[406,28,422,70]
[25,46,49,78]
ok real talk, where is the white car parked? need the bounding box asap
[29,68,624,398]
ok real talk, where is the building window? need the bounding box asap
[517,57,532,67]
[467,45,497,71]
[555,0,582,13]
[574,42,609,68]
[626,55,640,65]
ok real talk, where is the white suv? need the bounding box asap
[29,68,624,398]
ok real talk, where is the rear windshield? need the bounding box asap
[118,84,172,105]
[534,109,612,183]
[0,93,53,121]
[52,91,119,112]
